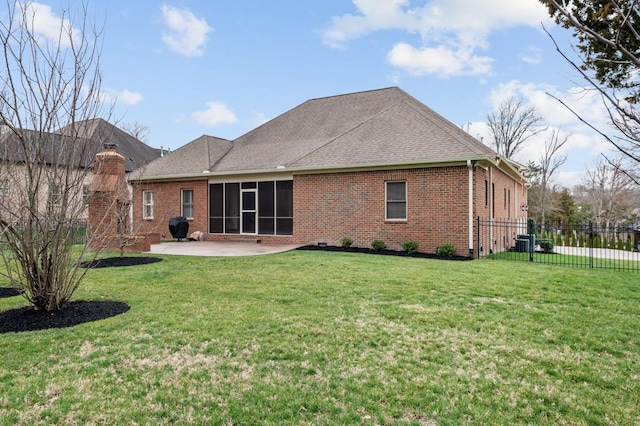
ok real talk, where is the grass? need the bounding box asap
[1,251,639,425]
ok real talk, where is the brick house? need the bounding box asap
[129,87,528,257]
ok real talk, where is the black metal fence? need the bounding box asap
[71,219,88,244]
[477,217,640,271]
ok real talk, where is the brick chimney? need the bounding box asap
[93,143,125,177]
[87,145,129,251]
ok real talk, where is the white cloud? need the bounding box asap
[387,42,493,77]
[161,5,212,57]
[479,80,620,187]
[321,0,551,77]
[192,101,237,127]
[114,89,143,106]
[19,2,79,48]
[99,88,143,106]
[520,46,543,65]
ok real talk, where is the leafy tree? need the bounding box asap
[539,0,640,182]
[0,2,105,311]
[486,97,546,159]
[541,0,640,103]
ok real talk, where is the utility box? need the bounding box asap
[515,238,529,253]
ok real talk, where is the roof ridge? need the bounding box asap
[306,86,399,103]
[289,97,406,168]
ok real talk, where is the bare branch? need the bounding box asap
[486,97,546,159]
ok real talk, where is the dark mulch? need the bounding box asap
[0,287,23,298]
[297,245,472,261]
[0,300,130,333]
[78,256,162,268]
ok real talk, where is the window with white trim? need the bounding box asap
[142,190,154,219]
[181,189,194,219]
[0,179,8,197]
[49,184,62,207]
[385,181,406,220]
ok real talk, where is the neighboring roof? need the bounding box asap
[132,87,520,180]
[0,118,161,172]
[0,127,99,168]
[58,118,161,172]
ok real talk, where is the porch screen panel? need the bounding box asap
[276,180,293,235]
[225,183,240,234]
[258,181,275,234]
[209,183,223,233]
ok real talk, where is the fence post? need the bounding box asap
[527,218,535,263]
[589,221,593,269]
[476,216,480,259]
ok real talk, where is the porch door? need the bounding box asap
[241,184,257,234]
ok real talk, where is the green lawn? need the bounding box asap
[1,251,638,425]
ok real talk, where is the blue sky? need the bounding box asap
[16,1,618,188]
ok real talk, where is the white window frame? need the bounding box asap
[385,181,407,221]
[142,190,154,220]
[0,179,8,197]
[181,188,194,219]
[49,184,62,207]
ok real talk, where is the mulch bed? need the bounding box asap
[297,245,472,261]
[0,287,23,298]
[78,256,162,268]
[0,300,130,333]
[1,257,156,333]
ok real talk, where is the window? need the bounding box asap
[181,189,194,219]
[49,184,62,207]
[142,190,154,219]
[484,180,488,207]
[82,184,90,204]
[386,181,406,220]
[0,179,8,197]
[491,183,495,219]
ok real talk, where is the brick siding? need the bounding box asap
[294,167,471,255]
[132,180,210,239]
[130,164,527,256]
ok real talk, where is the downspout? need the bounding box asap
[468,160,474,258]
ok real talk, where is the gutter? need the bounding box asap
[467,160,474,258]
[128,155,528,185]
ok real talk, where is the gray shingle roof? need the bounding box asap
[59,119,161,172]
[133,87,507,180]
[129,135,232,180]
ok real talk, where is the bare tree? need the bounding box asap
[486,97,546,159]
[0,2,106,311]
[537,129,568,228]
[121,121,150,144]
[526,130,569,229]
[574,157,638,230]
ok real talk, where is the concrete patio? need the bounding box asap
[146,240,303,257]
